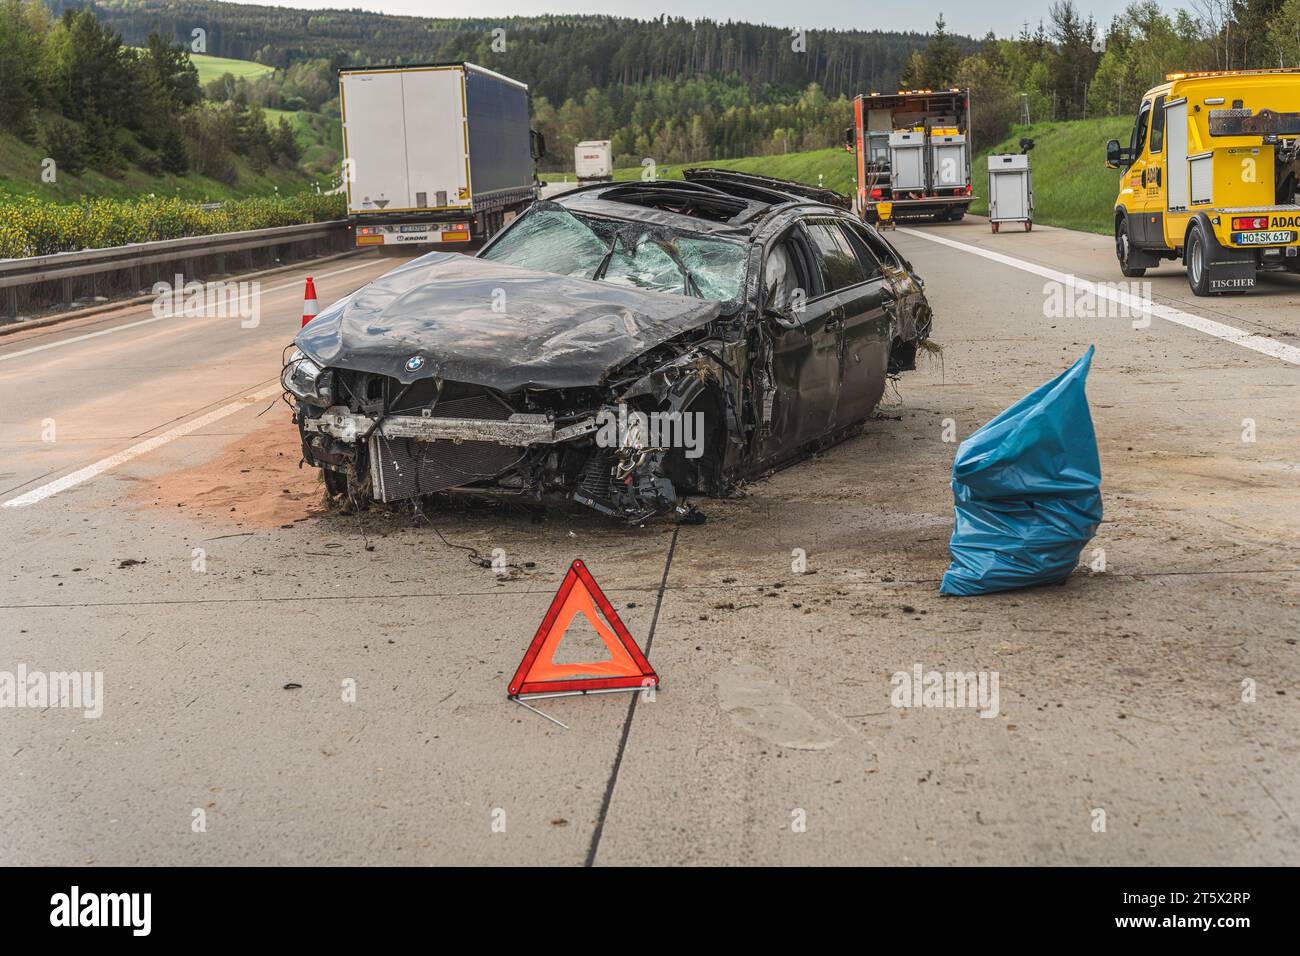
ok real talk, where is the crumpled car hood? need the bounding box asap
[295,251,724,391]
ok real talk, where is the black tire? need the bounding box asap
[949,209,965,222]
[1185,223,1212,296]
[1116,218,1146,277]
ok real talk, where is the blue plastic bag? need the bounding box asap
[940,347,1102,596]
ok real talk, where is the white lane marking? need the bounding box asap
[0,260,382,365]
[897,227,1300,367]
[2,383,281,508]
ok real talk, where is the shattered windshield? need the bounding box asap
[480,205,746,301]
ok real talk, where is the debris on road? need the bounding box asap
[940,347,1102,596]
[129,413,324,527]
[675,503,707,525]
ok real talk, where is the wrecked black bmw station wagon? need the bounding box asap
[282,170,934,521]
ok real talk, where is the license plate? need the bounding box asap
[1232,230,1296,245]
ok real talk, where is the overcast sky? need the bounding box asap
[241,0,1187,39]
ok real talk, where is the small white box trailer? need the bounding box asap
[339,62,542,248]
[574,140,613,182]
[987,153,1034,232]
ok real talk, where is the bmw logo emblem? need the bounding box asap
[405,355,425,372]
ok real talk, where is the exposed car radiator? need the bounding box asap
[369,435,524,502]
[576,449,618,501]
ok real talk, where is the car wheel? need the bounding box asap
[1185,223,1212,296]
[1116,219,1145,277]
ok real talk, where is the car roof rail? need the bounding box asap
[683,168,852,210]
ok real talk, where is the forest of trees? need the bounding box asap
[78,0,978,169]
[0,0,302,182]
[6,0,1300,181]
[82,1,965,100]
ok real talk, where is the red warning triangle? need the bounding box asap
[508,560,658,698]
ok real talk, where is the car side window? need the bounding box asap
[849,220,905,270]
[762,231,811,312]
[837,222,883,281]
[870,231,904,269]
[805,220,865,293]
[1150,94,1167,153]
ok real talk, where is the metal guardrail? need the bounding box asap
[0,220,347,290]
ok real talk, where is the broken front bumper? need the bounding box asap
[304,406,599,502]
[304,407,599,447]
[301,405,675,520]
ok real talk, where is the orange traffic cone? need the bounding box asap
[301,276,318,327]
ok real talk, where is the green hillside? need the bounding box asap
[262,106,343,174]
[0,125,310,203]
[190,52,275,84]
[192,51,340,176]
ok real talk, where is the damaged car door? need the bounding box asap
[828,219,894,428]
[756,223,841,461]
[802,217,891,432]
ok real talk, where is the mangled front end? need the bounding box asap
[284,253,738,522]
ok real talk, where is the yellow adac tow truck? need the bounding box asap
[1106,69,1300,295]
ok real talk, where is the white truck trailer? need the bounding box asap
[574,140,613,182]
[339,62,544,248]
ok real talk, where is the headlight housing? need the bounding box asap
[281,350,334,407]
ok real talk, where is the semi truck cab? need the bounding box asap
[1107,69,1300,295]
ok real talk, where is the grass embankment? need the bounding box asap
[0,51,341,205]
[0,127,312,204]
